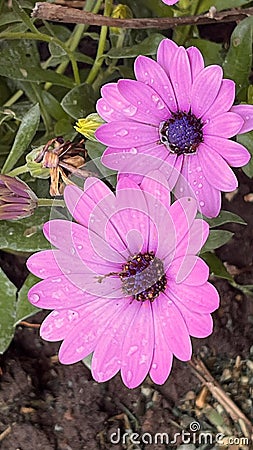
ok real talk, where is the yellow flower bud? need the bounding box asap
[74,114,104,141]
[110,4,133,35]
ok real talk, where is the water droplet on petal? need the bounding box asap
[195,190,199,195]
[127,345,138,356]
[77,244,83,250]
[130,147,138,154]
[198,183,203,188]
[152,363,157,369]
[70,247,76,255]
[123,105,137,117]
[116,129,128,137]
[199,201,205,207]
[126,370,133,383]
[196,166,202,173]
[30,293,40,303]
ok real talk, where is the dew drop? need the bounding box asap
[199,201,205,207]
[198,183,203,188]
[70,247,76,255]
[127,345,138,356]
[31,293,40,303]
[152,363,157,369]
[77,244,83,250]
[51,277,62,283]
[245,116,249,120]
[195,190,199,195]
[126,370,133,383]
[129,147,138,154]
[193,180,197,186]
[179,187,184,193]
[116,129,128,137]
[196,166,202,173]
[123,105,137,117]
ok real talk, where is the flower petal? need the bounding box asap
[231,104,253,134]
[40,305,90,341]
[134,55,177,112]
[203,135,250,167]
[173,154,221,218]
[169,46,192,111]
[121,301,154,388]
[198,143,238,191]
[95,121,159,148]
[203,79,235,119]
[176,303,213,338]
[92,301,139,383]
[156,293,192,361]
[203,112,244,138]
[117,79,170,123]
[149,306,173,385]
[169,281,220,313]
[168,255,209,285]
[96,98,126,122]
[191,65,223,118]
[27,249,62,279]
[186,46,204,78]
[175,219,209,258]
[59,298,128,364]
[157,39,179,77]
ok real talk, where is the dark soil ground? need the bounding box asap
[0,170,252,450]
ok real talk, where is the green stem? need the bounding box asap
[6,164,29,177]
[85,0,113,85]
[3,90,24,107]
[37,198,66,208]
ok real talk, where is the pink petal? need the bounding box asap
[96,98,126,122]
[173,154,221,218]
[118,79,170,123]
[169,281,220,313]
[203,135,250,167]
[231,104,253,134]
[155,293,192,361]
[149,306,173,384]
[59,298,128,364]
[186,46,204,78]
[203,112,244,138]
[162,0,178,4]
[203,79,235,119]
[134,55,177,112]
[175,219,209,258]
[198,143,238,191]
[167,255,209,285]
[140,170,171,210]
[157,39,179,77]
[168,197,198,250]
[191,65,223,118]
[175,302,213,338]
[121,301,154,388]
[27,249,62,279]
[92,301,139,382]
[169,46,192,111]
[43,219,124,266]
[95,121,159,148]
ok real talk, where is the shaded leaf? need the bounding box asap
[2,103,40,173]
[204,210,246,228]
[61,83,95,120]
[0,269,17,353]
[200,230,234,253]
[201,252,233,282]
[197,0,252,13]
[15,274,41,325]
[0,207,51,254]
[105,33,165,59]
[223,16,253,101]
[86,140,117,187]
[41,91,68,121]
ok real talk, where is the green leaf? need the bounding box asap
[0,12,21,28]
[200,230,234,253]
[0,269,17,353]
[223,16,253,101]
[15,274,41,325]
[197,0,252,13]
[2,103,40,173]
[105,33,165,59]
[237,130,253,178]
[204,210,246,228]
[201,252,233,282]
[41,91,68,121]
[0,40,74,88]
[61,83,95,120]
[12,0,38,33]
[0,207,51,254]
[86,140,117,187]
[186,38,223,66]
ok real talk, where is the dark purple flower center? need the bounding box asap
[159,111,203,156]
[120,251,167,302]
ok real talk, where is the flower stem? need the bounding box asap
[37,198,65,208]
[85,0,113,85]
[6,164,29,177]
[3,90,24,108]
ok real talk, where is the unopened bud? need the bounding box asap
[0,175,38,220]
[74,114,104,141]
[110,4,133,34]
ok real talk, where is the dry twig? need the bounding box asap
[32,3,253,29]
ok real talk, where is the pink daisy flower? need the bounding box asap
[95,38,252,218]
[162,0,179,4]
[27,173,219,388]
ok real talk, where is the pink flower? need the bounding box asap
[162,0,179,4]
[27,174,219,388]
[95,39,252,218]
